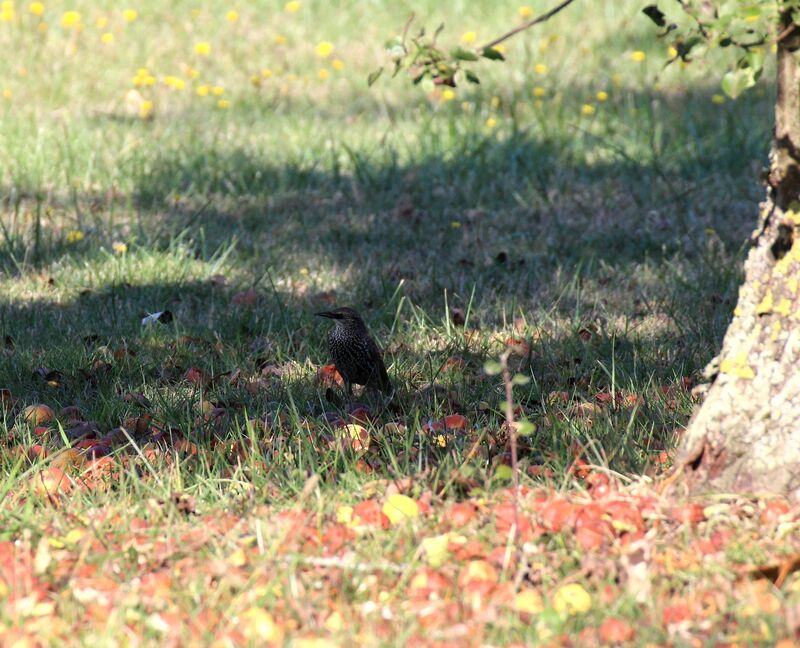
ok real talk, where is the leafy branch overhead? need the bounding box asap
[368,0,577,88]
[642,1,780,99]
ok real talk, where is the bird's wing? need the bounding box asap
[366,337,392,393]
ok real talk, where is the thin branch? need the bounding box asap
[479,0,578,52]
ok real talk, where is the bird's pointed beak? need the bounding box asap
[315,311,336,319]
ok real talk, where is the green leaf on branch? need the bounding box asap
[511,373,530,386]
[451,47,479,61]
[367,67,384,87]
[483,359,502,376]
[721,67,756,99]
[465,70,480,84]
[481,47,505,61]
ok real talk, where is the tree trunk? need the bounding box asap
[676,12,800,500]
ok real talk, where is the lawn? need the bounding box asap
[1,1,798,646]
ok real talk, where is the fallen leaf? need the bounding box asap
[599,617,635,643]
[382,494,419,525]
[553,583,592,615]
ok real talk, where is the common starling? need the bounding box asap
[316,307,392,396]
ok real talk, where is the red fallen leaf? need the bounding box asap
[595,391,614,405]
[442,356,465,371]
[449,502,477,527]
[505,337,530,356]
[408,568,452,600]
[604,499,645,534]
[600,617,635,643]
[577,327,593,341]
[349,406,374,426]
[422,420,445,433]
[761,500,791,524]
[316,364,344,388]
[586,472,611,497]
[450,538,486,561]
[662,603,691,626]
[670,503,705,525]
[60,405,85,422]
[494,501,534,540]
[232,289,258,306]
[575,506,613,550]
[443,414,468,431]
[539,499,577,533]
[320,523,355,556]
[184,367,210,387]
[27,444,47,461]
[0,387,12,405]
[33,426,49,437]
[569,458,592,479]
[352,499,388,527]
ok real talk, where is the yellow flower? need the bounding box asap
[61,10,80,27]
[745,14,759,23]
[101,32,113,44]
[95,16,107,28]
[533,86,546,97]
[122,9,137,22]
[450,221,461,229]
[490,95,500,108]
[486,117,497,129]
[274,34,286,45]
[0,7,13,21]
[29,2,44,16]
[211,85,224,96]
[519,5,532,18]
[461,31,477,44]
[441,88,455,102]
[250,74,261,87]
[553,584,591,616]
[534,63,547,75]
[139,100,153,119]
[318,68,329,81]
[225,10,238,22]
[315,41,334,58]
[112,241,127,254]
[667,45,678,58]
[285,1,300,12]
[217,99,231,109]
[37,21,45,31]
[581,103,595,115]
[461,101,472,111]
[596,90,608,102]
[2,88,11,100]
[436,434,447,447]
[331,59,345,71]
[261,67,272,79]
[196,84,209,96]
[631,50,646,62]
[711,94,725,105]
[494,44,506,54]
[66,230,84,243]
[187,67,199,80]
[194,41,211,56]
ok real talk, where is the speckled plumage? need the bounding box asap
[316,307,391,395]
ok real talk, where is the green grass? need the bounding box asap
[1,1,797,645]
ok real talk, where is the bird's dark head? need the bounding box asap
[315,307,365,327]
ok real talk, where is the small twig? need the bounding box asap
[500,351,520,541]
[479,0,578,52]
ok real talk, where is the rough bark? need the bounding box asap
[676,12,800,500]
